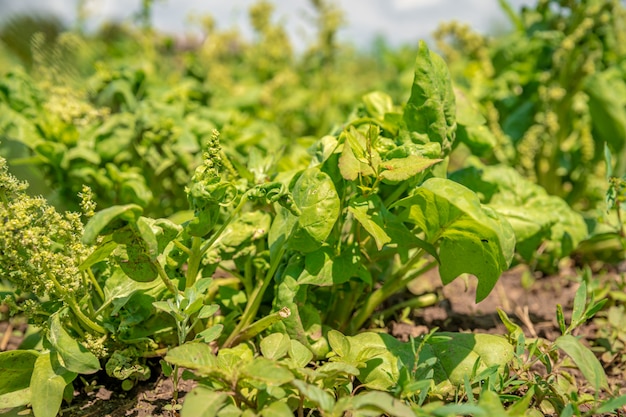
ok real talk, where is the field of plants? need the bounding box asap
[1,0,626,416]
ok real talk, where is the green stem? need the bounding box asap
[85,269,105,302]
[348,251,435,334]
[185,237,203,289]
[227,307,291,346]
[47,272,106,334]
[199,193,249,256]
[223,245,287,347]
[155,261,182,296]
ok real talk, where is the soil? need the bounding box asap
[1,263,624,416]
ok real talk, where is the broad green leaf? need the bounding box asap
[297,245,359,286]
[82,204,143,244]
[393,178,515,301]
[595,394,626,414]
[30,353,76,417]
[362,91,394,120]
[279,167,340,253]
[291,380,335,413]
[260,333,291,360]
[259,401,293,417]
[456,125,497,157]
[180,387,229,417]
[0,350,38,395]
[419,332,514,387]
[403,41,456,154]
[165,343,217,373]
[338,391,416,417]
[379,155,441,182]
[241,358,294,385]
[79,240,118,271]
[135,217,158,260]
[0,387,31,409]
[328,330,351,358]
[115,247,158,282]
[348,204,391,251]
[570,281,587,329]
[47,312,101,374]
[555,335,609,391]
[289,340,314,368]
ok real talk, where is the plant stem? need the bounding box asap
[222,245,287,347]
[85,268,105,302]
[46,271,106,334]
[155,260,182,296]
[348,251,436,334]
[199,192,250,256]
[226,307,291,346]
[185,237,203,289]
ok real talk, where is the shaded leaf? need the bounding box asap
[82,204,143,244]
[393,178,515,301]
[47,312,101,374]
[30,353,76,417]
[0,350,38,395]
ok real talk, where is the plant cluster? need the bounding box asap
[1,0,626,416]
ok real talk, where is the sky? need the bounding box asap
[0,0,535,48]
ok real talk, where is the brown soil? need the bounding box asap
[1,264,623,416]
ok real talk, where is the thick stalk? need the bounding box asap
[226,307,291,346]
[223,245,286,347]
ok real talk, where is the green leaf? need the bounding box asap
[79,240,118,271]
[403,40,456,154]
[82,204,143,244]
[260,333,291,360]
[555,335,609,392]
[0,350,38,395]
[595,394,626,414]
[115,247,158,282]
[135,217,158,260]
[0,387,31,409]
[259,401,293,417]
[328,330,351,358]
[47,312,101,374]
[339,391,416,417]
[338,127,379,180]
[419,332,514,387]
[195,325,223,343]
[362,91,394,120]
[291,380,335,413]
[379,155,441,182]
[570,281,587,329]
[241,358,294,386]
[275,167,340,253]
[165,343,217,373]
[348,204,391,250]
[393,178,515,301]
[30,353,76,417]
[288,340,314,368]
[180,387,229,417]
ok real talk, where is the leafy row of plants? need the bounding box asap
[1,0,626,415]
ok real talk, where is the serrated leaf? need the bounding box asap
[47,312,101,374]
[393,178,515,302]
[555,335,609,391]
[30,353,76,417]
[0,350,38,396]
[82,204,143,244]
[379,155,441,182]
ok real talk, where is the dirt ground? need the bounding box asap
[1,263,623,416]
